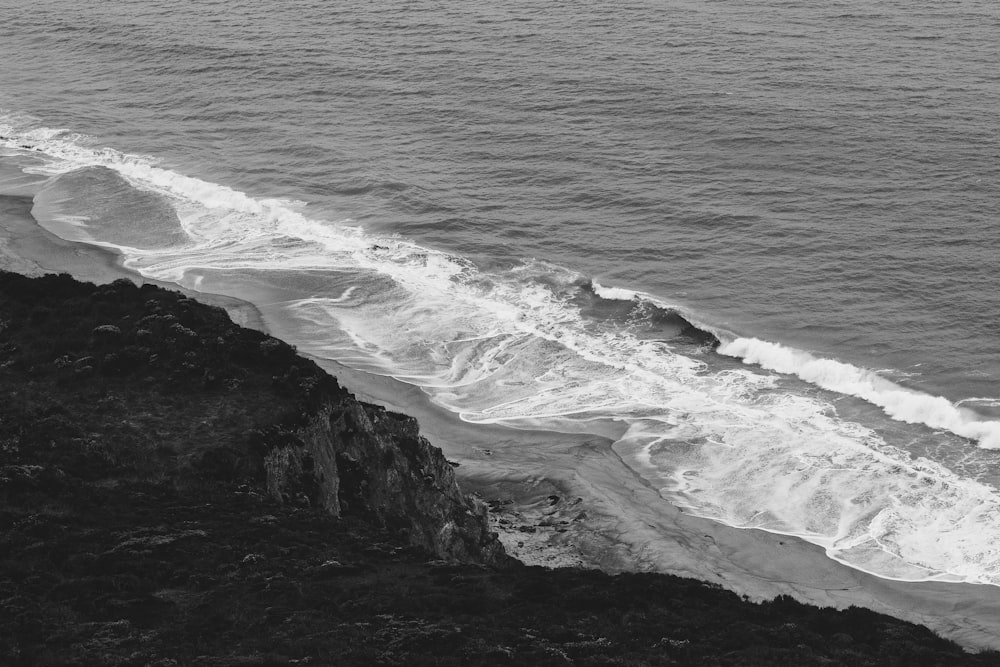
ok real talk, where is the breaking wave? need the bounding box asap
[720,338,1000,449]
[4,114,1000,586]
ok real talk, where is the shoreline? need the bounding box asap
[3,195,1000,651]
[0,194,264,330]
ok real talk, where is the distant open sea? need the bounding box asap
[3,0,1000,586]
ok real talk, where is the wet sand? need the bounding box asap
[3,196,999,651]
[305,359,1000,652]
[0,194,263,329]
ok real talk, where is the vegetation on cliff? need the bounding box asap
[0,271,504,565]
[1,271,995,665]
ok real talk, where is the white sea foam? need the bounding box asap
[957,397,1000,408]
[719,337,1000,449]
[5,118,1000,586]
[592,281,641,301]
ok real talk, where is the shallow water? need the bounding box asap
[2,0,1000,586]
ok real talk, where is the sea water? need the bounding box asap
[2,0,1000,585]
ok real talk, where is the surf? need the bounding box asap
[719,337,1000,449]
[3,115,1000,587]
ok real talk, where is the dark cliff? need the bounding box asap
[1,270,995,666]
[262,396,507,564]
[0,270,505,566]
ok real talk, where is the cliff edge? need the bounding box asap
[2,271,995,666]
[0,270,506,567]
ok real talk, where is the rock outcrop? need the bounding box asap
[263,399,507,564]
[0,270,506,566]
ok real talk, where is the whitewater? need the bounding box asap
[3,117,1000,588]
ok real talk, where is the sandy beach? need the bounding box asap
[0,193,264,330]
[3,196,999,652]
[316,359,1000,652]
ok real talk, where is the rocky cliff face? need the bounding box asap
[263,400,506,564]
[0,270,507,566]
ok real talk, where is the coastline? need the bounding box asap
[315,359,1000,651]
[3,196,1000,651]
[0,194,264,331]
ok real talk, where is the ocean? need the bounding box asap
[2,0,999,588]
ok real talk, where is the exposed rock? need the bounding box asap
[0,270,507,567]
[263,400,506,564]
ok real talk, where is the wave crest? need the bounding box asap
[719,337,1000,449]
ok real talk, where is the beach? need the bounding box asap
[4,198,999,652]
[0,193,263,330]
[336,359,1000,652]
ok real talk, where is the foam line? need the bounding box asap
[719,337,1000,449]
[6,114,1000,586]
[592,281,641,301]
